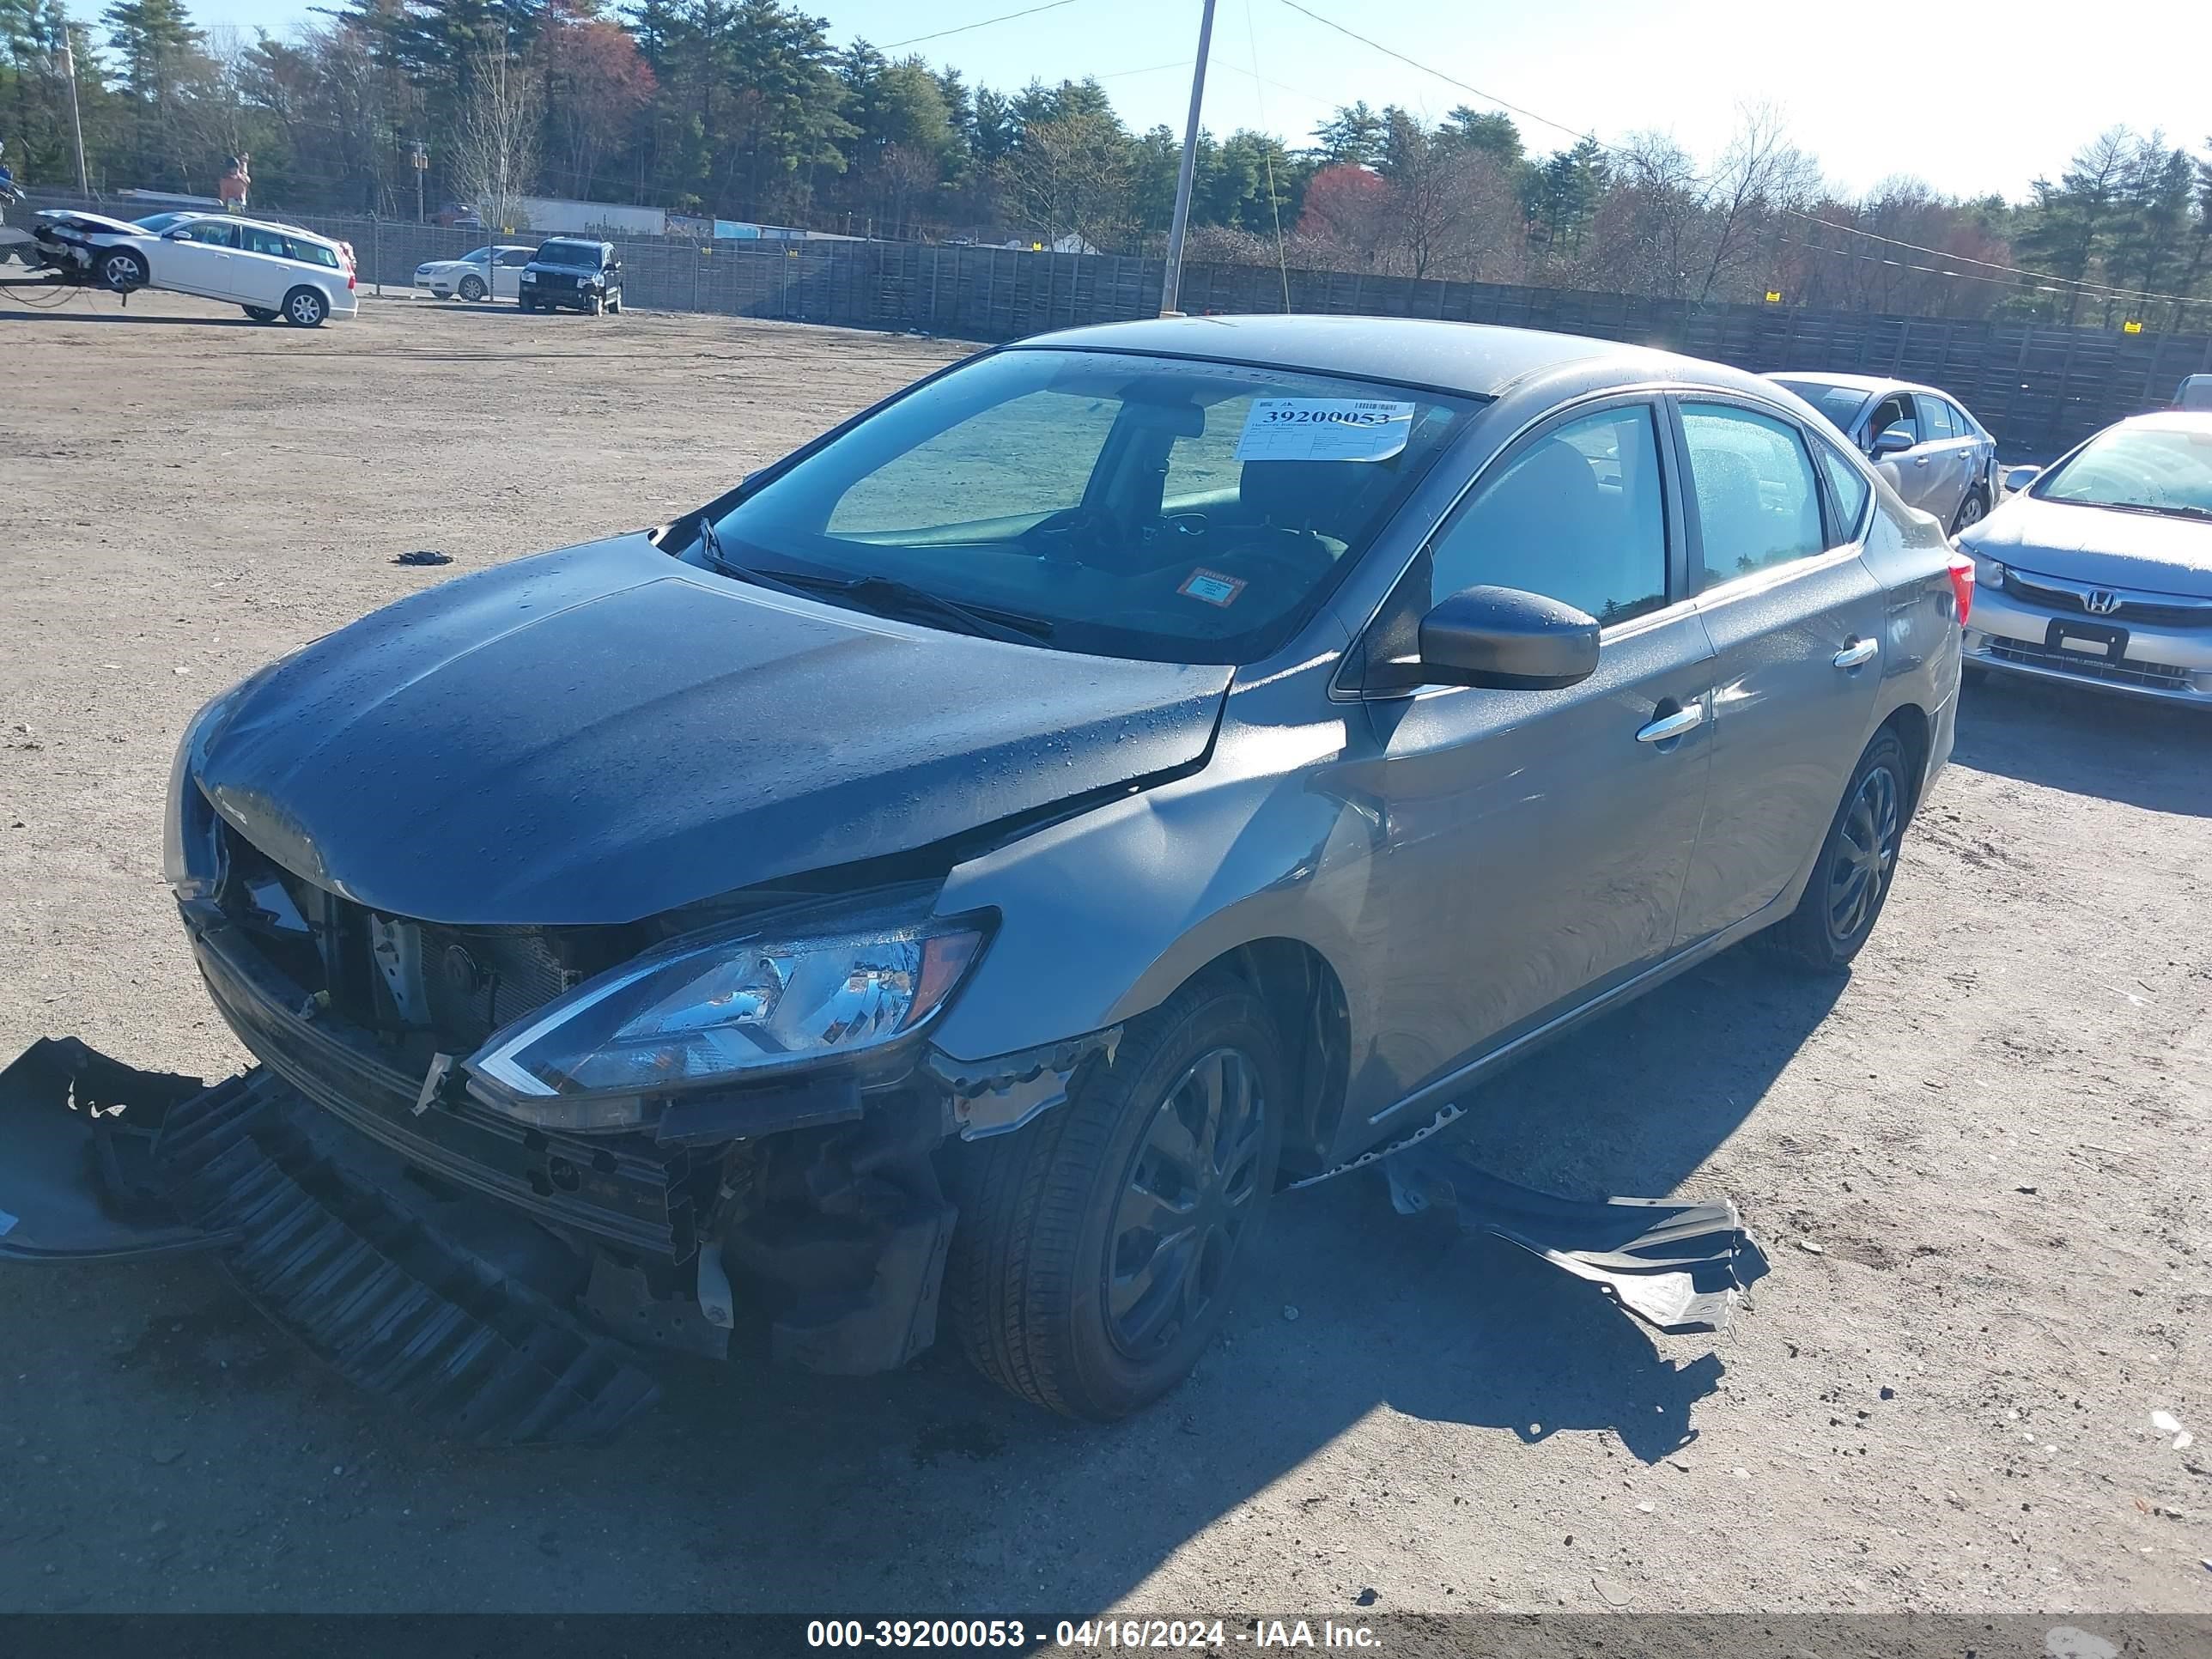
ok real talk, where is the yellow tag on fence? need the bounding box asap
[2122,319,2143,334]
[1765,290,1783,304]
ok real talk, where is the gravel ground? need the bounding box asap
[1,290,2209,1615]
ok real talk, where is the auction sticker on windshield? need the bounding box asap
[1236,398,1416,463]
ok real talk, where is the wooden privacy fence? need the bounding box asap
[26,193,2212,459]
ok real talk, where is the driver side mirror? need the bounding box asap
[1416,584,1601,691]
[1870,425,1916,459]
[164,228,193,240]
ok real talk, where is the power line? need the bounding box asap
[884,0,1081,51]
[1274,0,1590,147]
[1273,0,2212,313]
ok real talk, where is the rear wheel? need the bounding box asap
[1950,489,1989,536]
[458,274,487,302]
[946,974,1285,1421]
[100,248,148,291]
[282,286,328,327]
[1758,728,1910,975]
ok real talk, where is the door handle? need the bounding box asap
[1833,637,1879,669]
[1635,703,1705,744]
[1912,456,1931,466]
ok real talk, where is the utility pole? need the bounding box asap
[412,141,428,223]
[59,33,90,195]
[1158,0,1216,318]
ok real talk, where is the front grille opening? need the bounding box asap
[1983,638,2195,691]
[210,818,640,1053]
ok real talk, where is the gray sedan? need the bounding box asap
[1771,372,2000,535]
[8,318,1968,1428]
[1957,411,2212,706]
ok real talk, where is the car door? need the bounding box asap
[1914,393,1969,522]
[1863,390,1936,514]
[493,247,532,299]
[1350,397,1717,1093]
[231,223,296,307]
[1670,398,1885,945]
[157,219,236,297]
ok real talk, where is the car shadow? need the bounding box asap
[0,303,267,327]
[429,947,1832,1606]
[16,946,1838,1611]
[1954,673,2212,817]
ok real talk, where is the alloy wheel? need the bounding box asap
[288,292,323,325]
[1105,1046,1268,1358]
[1827,763,1900,942]
[1957,494,1986,531]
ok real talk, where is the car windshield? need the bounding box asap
[457,246,492,262]
[2036,425,2212,519]
[132,211,192,233]
[1773,380,1872,433]
[537,242,600,268]
[704,347,1474,665]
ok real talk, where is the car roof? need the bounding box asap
[1017,315,1763,400]
[223,213,340,247]
[1771,370,1966,405]
[2113,410,2212,434]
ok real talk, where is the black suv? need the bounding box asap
[518,237,623,315]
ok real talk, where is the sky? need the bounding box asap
[82,0,2212,201]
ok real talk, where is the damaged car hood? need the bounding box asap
[1972,495,2212,596]
[192,535,1231,925]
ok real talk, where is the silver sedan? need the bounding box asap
[1771,373,2000,536]
[1956,411,2212,707]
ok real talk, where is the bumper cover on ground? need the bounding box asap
[0,1040,661,1444]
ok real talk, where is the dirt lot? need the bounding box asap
[2,289,2209,1616]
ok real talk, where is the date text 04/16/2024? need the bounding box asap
[804,1620,1383,1650]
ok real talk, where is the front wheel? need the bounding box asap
[587,290,605,316]
[1758,728,1911,975]
[458,274,486,302]
[100,248,149,291]
[282,286,328,327]
[241,305,277,323]
[946,974,1285,1421]
[606,289,623,315]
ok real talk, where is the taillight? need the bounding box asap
[1945,551,1974,627]
[347,271,356,291]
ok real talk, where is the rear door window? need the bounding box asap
[1811,440,1874,545]
[240,225,289,258]
[1680,403,1827,585]
[1920,397,1958,441]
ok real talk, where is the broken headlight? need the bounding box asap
[465,895,990,1127]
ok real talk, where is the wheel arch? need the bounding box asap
[1875,699,1932,820]
[1170,937,1352,1184]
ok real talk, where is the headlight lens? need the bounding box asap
[520,270,537,282]
[466,896,989,1121]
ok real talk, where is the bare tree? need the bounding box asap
[1696,103,1818,302]
[1000,113,1131,251]
[449,51,539,234]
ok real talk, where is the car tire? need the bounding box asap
[240,306,278,323]
[1757,727,1911,975]
[458,274,487,302]
[587,291,605,316]
[282,286,328,327]
[607,289,623,315]
[100,248,149,291]
[1950,489,1989,536]
[945,973,1286,1422]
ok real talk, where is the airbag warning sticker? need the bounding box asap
[1235,398,1416,463]
[1178,568,1247,607]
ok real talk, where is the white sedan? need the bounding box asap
[413,244,533,301]
[31,209,358,325]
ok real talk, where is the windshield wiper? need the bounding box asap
[690,520,1054,644]
[751,568,1056,645]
